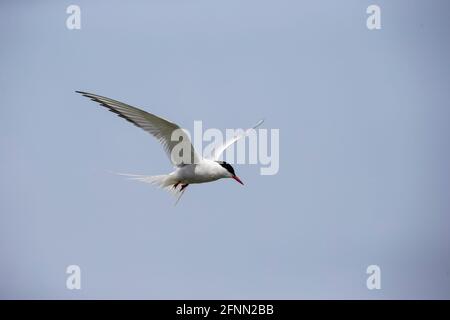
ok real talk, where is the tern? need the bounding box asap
[76,91,263,203]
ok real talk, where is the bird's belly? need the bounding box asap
[189,175,220,184]
[176,164,221,184]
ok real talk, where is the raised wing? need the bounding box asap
[211,119,264,161]
[76,91,201,166]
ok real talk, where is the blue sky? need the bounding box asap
[1,0,450,299]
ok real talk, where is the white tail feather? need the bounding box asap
[113,172,184,202]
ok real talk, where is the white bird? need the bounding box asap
[76,91,263,203]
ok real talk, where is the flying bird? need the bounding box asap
[76,91,263,203]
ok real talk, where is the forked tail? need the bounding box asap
[113,172,186,204]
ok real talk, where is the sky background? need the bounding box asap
[1,0,450,299]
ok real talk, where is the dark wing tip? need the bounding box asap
[76,90,93,99]
[76,90,105,107]
[76,90,143,129]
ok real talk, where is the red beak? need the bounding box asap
[232,175,244,185]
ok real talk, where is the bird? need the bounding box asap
[76,91,264,203]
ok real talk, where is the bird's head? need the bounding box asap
[217,161,244,185]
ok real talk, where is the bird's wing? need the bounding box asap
[76,91,201,166]
[210,119,264,161]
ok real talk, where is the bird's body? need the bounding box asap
[174,160,227,184]
[76,91,261,203]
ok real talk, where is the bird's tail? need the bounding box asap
[112,172,185,204]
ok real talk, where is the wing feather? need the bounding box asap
[211,119,264,160]
[76,91,201,166]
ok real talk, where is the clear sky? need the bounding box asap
[1,0,450,299]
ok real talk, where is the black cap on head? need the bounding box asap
[217,161,236,176]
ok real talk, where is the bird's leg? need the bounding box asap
[180,184,189,191]
[173,182,180,189]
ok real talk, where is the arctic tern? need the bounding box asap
[76,91,263,203]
